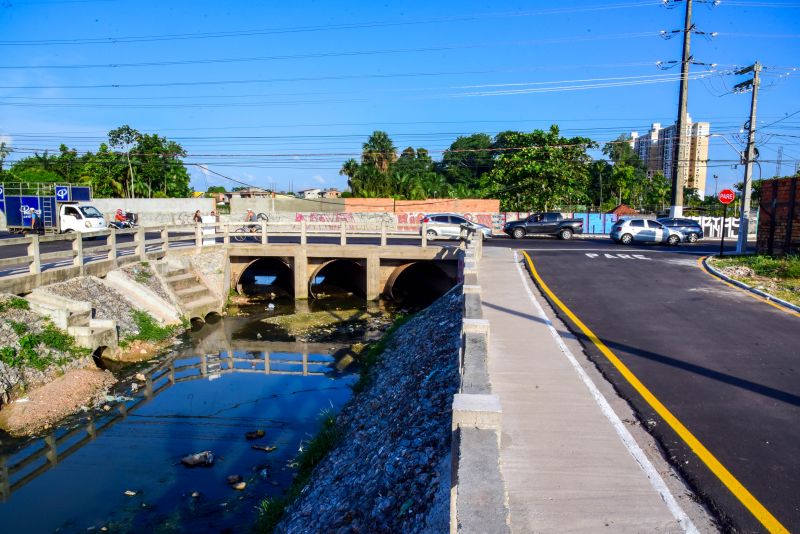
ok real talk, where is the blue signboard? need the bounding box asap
[12,196,41,227]
[0,185,5,201]
[71,186,91,201]
[54,185,70,202]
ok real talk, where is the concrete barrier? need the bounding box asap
[450,234,510,533]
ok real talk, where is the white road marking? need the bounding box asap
[583,252,653,261]
[512,249,699,534]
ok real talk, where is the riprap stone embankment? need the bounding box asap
[277,288,462,533]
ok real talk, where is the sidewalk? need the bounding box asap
[478,246,697,533]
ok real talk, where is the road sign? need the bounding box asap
[0,186,4,201]
[718,189,736,205]
[55,185,70,202]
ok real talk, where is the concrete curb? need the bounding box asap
[702,257,800,314]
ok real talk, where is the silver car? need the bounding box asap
[610,218,682,246]
[420,213,492,240]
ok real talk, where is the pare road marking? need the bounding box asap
[585,253,651,260]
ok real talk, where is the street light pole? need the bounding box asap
[669,0,693,218]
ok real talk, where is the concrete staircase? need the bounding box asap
[158,263,221,320]
[25,290,118,354]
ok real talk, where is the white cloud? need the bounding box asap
[312,175,326,184]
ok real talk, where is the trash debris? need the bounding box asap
[232,481,247,491]
[267,303,275,311]
[256,333,262,339]
[245,429,265,440]
[130,383,139,393]
[14,398,30,404]
[251,444,277,453]
[135,373,146,381]
[124,490,137,497]
[181,451,214,467]
[102,405,111,412]
[191,491,201,499]
[226,475,243,485]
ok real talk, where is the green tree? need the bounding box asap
[108,125,141,198]
[487,126,596,211]
[438,133,494,191]
[0,141,11,173]
[361,131,397,173]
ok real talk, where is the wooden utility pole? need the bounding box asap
[670,0,693,218]
[735,61,761,254]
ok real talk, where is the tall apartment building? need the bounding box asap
[629,115,710,198]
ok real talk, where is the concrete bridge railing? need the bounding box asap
[450,230,510,534]
[0,220,447,295]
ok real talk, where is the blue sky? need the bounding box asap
[1,0,798,195]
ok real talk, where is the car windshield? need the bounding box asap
[79,206,103,218]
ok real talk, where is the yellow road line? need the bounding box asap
[520,250,789,534]
[696,256,800,318]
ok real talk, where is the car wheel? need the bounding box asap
[687,232,698,243]
[559,228,573,240]
[620,233,633,245]
[512,227,525,239]
[667,234,680,246]
[426,229,437,240]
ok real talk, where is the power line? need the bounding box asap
[0,3,659,46]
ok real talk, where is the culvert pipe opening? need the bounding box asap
[388,262,456,308]
[310,259,366,299]
[238,258,294,297]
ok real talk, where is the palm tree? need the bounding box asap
[361,131,397,173]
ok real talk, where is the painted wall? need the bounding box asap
[92,198,215,226]
[230,196,344,215]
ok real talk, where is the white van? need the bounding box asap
[59,203,107,233]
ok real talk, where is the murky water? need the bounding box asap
[0,300,372,533]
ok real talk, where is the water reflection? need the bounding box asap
[0,314,357,533]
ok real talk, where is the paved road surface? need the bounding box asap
[519,241,798,532]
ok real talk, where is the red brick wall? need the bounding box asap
[757,176,800,255]
[343,198,500,213]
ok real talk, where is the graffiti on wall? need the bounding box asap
[688,216,744,238]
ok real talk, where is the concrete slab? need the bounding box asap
[479,247,693,534]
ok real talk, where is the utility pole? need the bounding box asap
[734,61,761,254]
[669,0,692,218]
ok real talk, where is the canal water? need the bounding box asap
[0,297,381,533]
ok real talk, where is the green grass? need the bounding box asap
[711,254,800,306]
[350,313,413,394]
[9,321,28,336]
[126,310,176,343]
[0,322,87,370]
[0,297,30,313]
[254,410,344,533]
[713,254,800,279]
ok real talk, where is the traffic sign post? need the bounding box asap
[718,189,735,256]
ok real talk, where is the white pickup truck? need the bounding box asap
[56,203,107,233]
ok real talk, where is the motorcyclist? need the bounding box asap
[115,208,127,223]
[244,209,255,223]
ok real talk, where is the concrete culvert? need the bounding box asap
[387,262,456,308]
[310,259,366,299]
[91,346,110,369]
[238,258,294,297]
[204,312,222,324]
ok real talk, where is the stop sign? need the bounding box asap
[718,189,736,204]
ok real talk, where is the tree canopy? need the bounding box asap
[1,125,192,198]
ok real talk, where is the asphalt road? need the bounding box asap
[518,240,799,532]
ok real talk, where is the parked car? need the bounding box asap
[656,217,704,243]
[503,212,583,240]
[610,218,682,245]
[419,213,492,240]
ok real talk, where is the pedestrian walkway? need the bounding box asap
[479,246,696,533]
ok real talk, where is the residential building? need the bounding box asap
[322,188,341,198]
[300,188,322,199]
[630,115,710,198]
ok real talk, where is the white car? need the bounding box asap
[420,213,492,240]
[59,203,107,233]
[610,218,682,246]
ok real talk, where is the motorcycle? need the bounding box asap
[109,211,138,230]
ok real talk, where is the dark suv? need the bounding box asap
[656,218,704,243]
